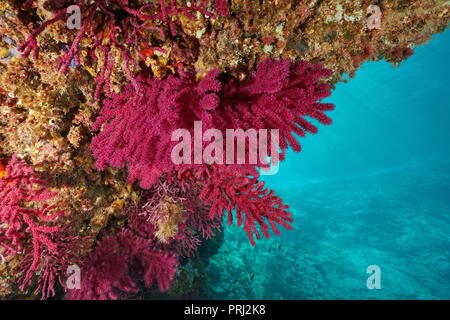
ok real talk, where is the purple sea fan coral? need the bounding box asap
[65,227,178,300]
[91,58,334,188]
[0,154,77,299]
[170,165,293,245]
[91,71,189,188]
[118,229,178,292]
[18,0,229,99]
[64,233,138,300]
[202,58,335,153]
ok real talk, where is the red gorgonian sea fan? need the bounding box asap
[0,154,78,299]
[19,0,229,99]
[169,165,293,246]
[65,225,178,300]
[91,58,335,188]
[64,165,287,299]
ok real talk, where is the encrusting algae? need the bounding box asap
[154,196,186,243]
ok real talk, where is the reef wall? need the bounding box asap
[0,0,448,299]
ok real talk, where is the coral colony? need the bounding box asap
[91,58,334,188]
[0,0,448,299]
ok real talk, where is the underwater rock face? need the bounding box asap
[0,0,448,299]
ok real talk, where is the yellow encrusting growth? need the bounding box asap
[0,163,6,178]
[154,196,185,243]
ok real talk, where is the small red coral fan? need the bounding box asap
[169,165,293,246]
[19,0,229,99]
[65,215,178,300]
[0,154,78,299]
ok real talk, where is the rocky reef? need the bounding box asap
[0,0,448,299]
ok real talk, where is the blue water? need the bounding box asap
[206,30,450,299]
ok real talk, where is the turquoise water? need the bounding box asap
[206,30,450,300]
